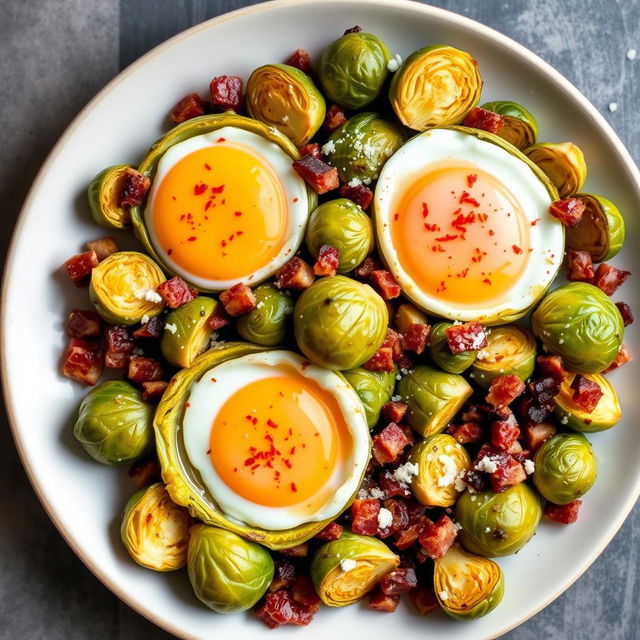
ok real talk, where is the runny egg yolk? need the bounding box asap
[390,162,531,306]
[209,373,354,509]
[152,141,289,281]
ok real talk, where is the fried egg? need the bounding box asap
[182,351,370,530]
[375,128,564,322]
[144,127,309,291]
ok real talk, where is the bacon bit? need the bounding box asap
[524,421,557,452]
[292,155,339,194]
[448,422,484,444]
[466,173,478,188]
[368,590,400,613]
[291,482,297,492]
[132,316,163,339]
[275,256,315,290]
[255,589,315,628]
[491,420,521,451]
[339,183,373,210]
[592,263,631,296]
[118,168,150,207]
[104,325,135,369]
[544,500,582,524]
[435,233,458,242]
[141,380,168,403]
[351,499,381,535]
[156,276,197,308]
[64,250,99,287]
[344,25,362,33]
[566,249,594,281]
[571,375,604,412]
[209,75,243,110]
[379,567,417,596]
[512,244,523,254]
[313,245,340,277]
[298,142,321,159]
[372,423,410,465]
[363,346,394,372]
[219,283,257,316]
[86,237,119,262]
[170,93,206,123]
[489,454,527,492]
[446,321,487,353]
[403,323,432,354]
[67,310,102,338]
[285,48,313,74]
[549,198,586,227]
[419,515,458,559]
[382,401,408,423]
[463,107,505,133]
[207,304,231,330]
[324,104,347,130]
[269,559,297,592]
[486,375,526,407]
[128,356,163,384]
[615,302,634,326]
[353,256,382,280]
[536,355,568,382]
[62,338,103,385]
[193,182,208,195]
[370,270,402,300]
[604,343,631,373]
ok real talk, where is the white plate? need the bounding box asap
[2,1,638,638]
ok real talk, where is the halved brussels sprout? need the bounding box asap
[567,193,626,262]
[429,322,477,374]
[481,101,538,150]
[343,366,396,429]
[470,325,536,388]
[524,141,587,197]
[310,532,399,607]
[294,276,388,370]
[409,434,471,507]
[389,45,482,130]
[434,544,504,620]
[455,484,542,557]
[121,482,192,571]
[317,32,392,109]
[553,372,621,433]
[246,64,325,146]
[394,303,428,334]
[236,284,294,346]
[531,282,624,373]
[326,113,405,185]
[89,251,165,325]
[74,380,154,465]
[397,365,472,437]
[87,165,132,229]
[187,525,274,613]
[305,198,374,273]
[533,433,597,504]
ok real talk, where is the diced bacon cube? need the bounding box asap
[549,198,586,227]
[133,315,164,339]
[377,498,409,538]
[255,590,314,629]
[219,283,256,316]
[382,401,408,423]
[64,250,99,287]
[86,237,119,261]
[445,321,487,353]
[141,380,168,402]
[156,276,198,308]
[380,328,403,360]
[402,323,432,354]
[62,338,103,385]
[409,586,440,616]
[170,93,206,123]
[285,49,312,74]
[566,249,594,281]
[339,183,374,210]
[524,421,557,452]
[592,263,631,296]
[291,575,321,614]
[209,75,243,111]
[489,455,526,492]
[128,457,161,489]
[344,25,363,33]
[269,559,296,592]
[615,302,634,326]
[206,304,231,330]
[520,397,553,425]
[275,256,315,290]
[418,515,457,559]
[528,376,561,403]
[104,325,136,368]
[279,543,309,558]
[370,270,402,300]
[128,356,163,383]
[463,107,505,133]
[392,522,423,550]
[461,403,488,423]
[368,589,400,612]
[315,521,343,541]
[486,374,525,407]
[67,310,102,338]
[354,255,383,280]
[324,104,347,131]
[380,567,417,596]
[372,423,410,465]
[363,346,394,372]
[378,472,411,498]
[351,498,381,535]
[298,142,321,159]
[604,343,631,373]
[544,500,582,524]
[462,468,489,492]
[292,155,339,194]
[118,168,150,207]
[536,355,568,382]
[448,422,484,444]
[570,374,603,412]
[490,420,521,451]
[313,245,340,277]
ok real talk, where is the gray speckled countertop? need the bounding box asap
[0,1,638,638]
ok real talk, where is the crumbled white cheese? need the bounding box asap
[140,314,150,325]
[347,177,363,187]
[439,590,449,601]
[391,394,402,402]
[437,454,459,487]
[387,53,402,72]
[143,289,162,303]
[475,455,498,474]
[627,48,637,60]
[454,471,467,492]
[377,507,393,530]
[322,140,336,155]
[609,102,618,112]
[387,461,419,487]
[370,487,386,500]
[485,526,491,533]
[256,301,264,309]
[454,521,463,531]
[524,459,536,475]
[164,323,178,334]
[282,114,289,122]
[340,558,357,572]
[133,347,144,356]
[561,415,569,425]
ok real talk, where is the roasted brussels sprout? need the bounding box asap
[246,64,325,146]
[187,525,274,613]
[455,484,542,557]
[305,198,374,273]
[121,483,192,571]
[481,100,538,150]
[87,165,132,229]
[389,45,482,130]
[294,276,388,370]
[531,282,624,373]
[397,366,472,437]
[566,193,626,261]
[317,32,392,109]
[409,434,471,507]
[429,322,477,374]
[553,372,621,433]
[310,532,399,607]
[533,433,597,504]
[161,297,216,368]
[89,251,165,325]
[524,141,587,197]
[236,284,294,346]
[343,366,396,428]
[470,325,536,388]
[434,544,505,620]
[326,113,405,185]
[74,380,154,465]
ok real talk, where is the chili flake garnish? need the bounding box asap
[194,183,208,195]
[466,173,478,187]
[512,244,523,254]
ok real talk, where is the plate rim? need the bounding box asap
[2,0,639,638]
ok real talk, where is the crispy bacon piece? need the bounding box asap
[209,75,243,110]
[491,420,521,451]
[370,270,402,300]
[462,468,489,493]
[604,343,631,373]
[489,455,527,492]
[141,380,168,402]
[549,198,586,227]
[378,328,402,361]
[128,356,163,383]
[285,49,313,74]
[313,245,340,277]
[372,423,411,465]
[528,376,561,405]
[324,104,347,130]
[592,263,631,296]
[219,283,256,316]
[64,250,99,287]
[292,155,339,194]
[448,422,483,444]
[354,255,383,280]
[524,421,557,452]
[156,276,198,308]
[615,302,633,326]
[392,522,423,550]
[380,567,417,596]
[118,168,150,207]
[62,338,103,385]
[445,321,487,353]
[344,25,362,33]
[566,249,594,281]
[351,498,381,535]
[377,498,409,539]
[133,316,164,338]
[128,457,161,488]
[378,472,411,499]
[104,325,136,368]
[291,576,321,614]
[402,323,432,354]
[382,401,408,423]
[463,107,504,134]
[170,93,206,123]
[67,310,102,338]
[299,142,321,159]
[315,521,343,541]
[570,374,603,412]
[486,374,525,407]
[206,304,231,330]
[86,237,119,262]
[339,183,374,210]
[409,586,440,616]
[279,543,309,558]
[419,515,457,560]
[536,355,568,382]
[275,256,315,290]
[269,559,296,592]
[255,590,314,628]
[544,500,582,524]
[363,346,394,372]
[368,589,400,612]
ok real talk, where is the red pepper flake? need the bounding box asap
[194,183,208,195]
[483,278,492,285]
[267,419,279,429]
[187,236,197,242]
[531,218,540,226]
[422,202,429,218]
[283,459,293,469]
[512,244,523,254]
[167,249,173,255]
[221,240,227,248]
[204,163,212,170]
[204,201,213,211]
[244,457,254,466]
[450,207,462,217]
[424,223,440,232]
[467,174,478,187]
[435,234,458,242]
[211,377,217,382]
[216,137,226,143]
[460,193,481,207]
[393,213,400,221]
[211,185,225,194]
[236,230,243,236]
[291,483,298,492]
[290,446,296,455]
[293,197,299,203]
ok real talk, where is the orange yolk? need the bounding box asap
[152,141,288,281]
[391,163,531,305]
[209,374,353,509]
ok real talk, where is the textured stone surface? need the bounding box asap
[0,1,638,639]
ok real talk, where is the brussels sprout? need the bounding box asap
[187,525,274,613]
[409,434,471,507]
[74,380,154,465]
[566,193,626,262]
[389,45,482,130]
[397,366,472,437]
[87,165,132,229]
[310,532,399,607]
[317,32,392,109]
[524,141,587,198]
[305,198,374,273]
[326,113,405,185]
[481,101,538,150]
[236,284,294,346]
[470,325,536,388]
[343,366,396,428]
[553,373,621,433]
[121,483,192,571]
[294,276,388,370]
[531,282,624,373]
[246,64,325,146]
[533,433,597,504]
[434,544,505,620]
[455,484,542,557]
[394,303,428,334]
[429,322,477,374]
[89,251,165,325]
